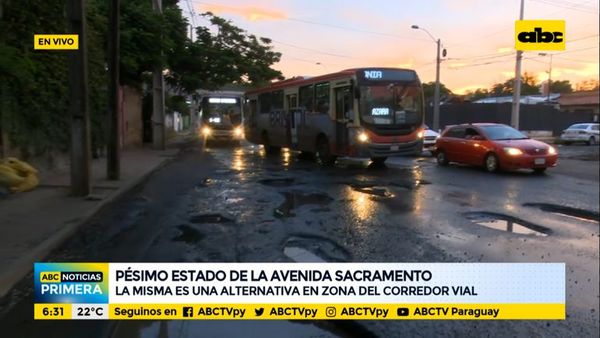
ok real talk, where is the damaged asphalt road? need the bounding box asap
[1,141,598,338]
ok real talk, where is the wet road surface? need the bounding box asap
[1,141,598,337]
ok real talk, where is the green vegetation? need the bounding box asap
[0,0,282,157]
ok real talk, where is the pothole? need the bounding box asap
[195,178,212,189]
[284,247,326,262]
[351,186,394,198]
[523,203,599,223]
[464,212,552,236]
[283,234,351,262]
[274,191,334,218]
[172,225,204,243]
[259,177,296,187]
[189,213,234,224]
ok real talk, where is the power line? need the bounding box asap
[531,0,599,14]
[190,0,432,42]
[271,40,359,60]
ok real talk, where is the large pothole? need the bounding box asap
[463,212,552,236]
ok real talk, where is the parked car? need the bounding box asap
[434,123,558,174]
[560,123,599,145]
[422,125,440,153]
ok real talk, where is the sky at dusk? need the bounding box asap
[181,0,599,94]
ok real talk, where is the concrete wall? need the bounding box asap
[121,86,143,148]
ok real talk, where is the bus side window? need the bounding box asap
[299,84,314,113]
[315,82,330,115]
[258,92,271,114]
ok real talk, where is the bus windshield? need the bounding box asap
[359,84,422,125]
[201,97,242,127]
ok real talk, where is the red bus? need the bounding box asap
[244,68,425,165]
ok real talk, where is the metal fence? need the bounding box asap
[425,103,596,135]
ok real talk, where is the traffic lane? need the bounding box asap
[135,145,597,337]
[1,143,597,337]
[556,144,599,161]
[388,154,598,330]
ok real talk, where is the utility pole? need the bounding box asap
[67,0,91,196]
[411,24,444,131]
[547,54,553,102]
[511,0,525,129]
[107,0,120,180]
[433,38,441,131]
[152,0,166,150]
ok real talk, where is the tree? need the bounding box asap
[465,88,490,101]
[576,79,599,91]
[166,12,283,94]
[422,81,452,104]
[548,80,573,93]
[489,72,539,96]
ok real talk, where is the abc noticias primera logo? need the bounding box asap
[515,20,565,51]
[34,263,109,303]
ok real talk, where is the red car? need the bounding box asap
[434,123,558,174]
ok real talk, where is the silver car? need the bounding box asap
[560,123,599,145]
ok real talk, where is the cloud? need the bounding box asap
[197,3,287,21]
[497,47,512,53]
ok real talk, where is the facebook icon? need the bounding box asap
[183,307,194,318]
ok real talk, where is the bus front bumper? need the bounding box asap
[355,140,423,157]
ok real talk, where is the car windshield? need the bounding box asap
[479,125,528,140]
[568,124,589,130]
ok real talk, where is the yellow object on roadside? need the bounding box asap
[0,157,39,193]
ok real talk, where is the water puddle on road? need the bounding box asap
[189,213,234,224]
[464,212,552,236]
[283,234,351,262]
[284,246,326,262]
[351,186,394,198]
[274,191,334,217]
[523,203,600,223]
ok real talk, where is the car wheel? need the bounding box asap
[533,168,547,174]
[588,136,596,146]
[315,136,336,166]
[436,150,449,166]
[485,153,499,173]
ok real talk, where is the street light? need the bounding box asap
[538,53,553,103]
[412,24,445,131]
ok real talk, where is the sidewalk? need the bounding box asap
[0,137,191,297]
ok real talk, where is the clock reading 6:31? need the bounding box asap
[42,307,64,316]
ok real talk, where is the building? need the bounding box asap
[558,90,599,122]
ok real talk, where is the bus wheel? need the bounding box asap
[262,132,280,155]
[316,136,336,166]
[370,157,387,165]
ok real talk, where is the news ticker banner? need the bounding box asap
[34,262,565,320]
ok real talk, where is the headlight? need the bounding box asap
[357,132,369,143]
[548,146,556,155]
[503,147,523,156]
[202,126,211,135]
[234,127,244,137]
[417,131,424,139]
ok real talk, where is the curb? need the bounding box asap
[0,153,178,298]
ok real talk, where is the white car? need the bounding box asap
[560,123,599,145]
[423,125,440,152]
